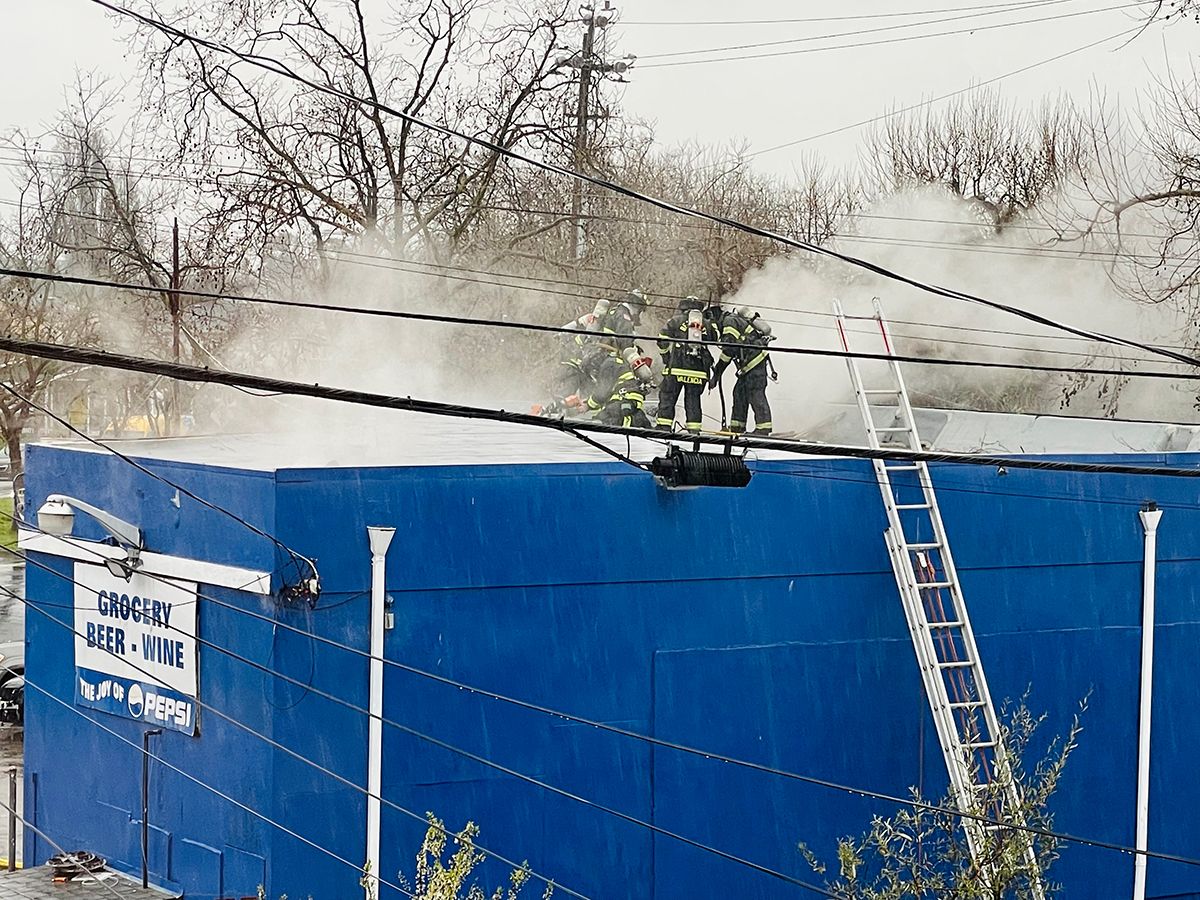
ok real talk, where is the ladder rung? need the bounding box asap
[884,464,921,472]
[906,541,941,550]
[862,388,900,395]
[916,580,953,589]
[964,740,997,749]
[874,426,911,433]
[938,660,975,669]
[895,503,932,510]
[928,619,964,628]
[949,701,986,710]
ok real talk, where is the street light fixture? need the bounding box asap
[37,494,145,581]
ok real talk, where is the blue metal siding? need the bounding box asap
[22,445,281,899]
[19,447,1200,899]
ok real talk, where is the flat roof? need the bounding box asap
[29,406,1200,473]
[814,406,1200,455]
[31,412,672,472]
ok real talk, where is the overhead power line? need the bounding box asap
[8,188,1188,317]
[4,148,1178,246]
[4,191,1193,366]
[12,370,1200,572]
[82,0,1196,372]
[638,3,1147,68]
[10,585,587,900]
[2,266,1195,381]
[7,328,1200,478]
[0,794,136,900]
[318,249,1190,366]
[748,24,1139,155]
[12,673,432,899]
[4,158,1184,269]
[10,523,1200,871]
[2,546,833,896]
[622,0,1083,26]
[640,0,1082,58]
[0,374,316,591]
[5,144,1178,245]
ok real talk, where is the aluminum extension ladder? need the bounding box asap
[833,298,1045,899]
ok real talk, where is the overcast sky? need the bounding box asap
[0,0,1192,180]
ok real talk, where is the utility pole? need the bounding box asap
[169,217,181,435]
[566,2,634,265]
[569,9,597,264]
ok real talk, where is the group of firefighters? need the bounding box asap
[534,289,775,436]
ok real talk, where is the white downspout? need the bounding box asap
[1134,503,1162,900]
[365,527,395,899]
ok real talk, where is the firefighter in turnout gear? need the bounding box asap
[598,289,649,353]
[533,343,613,418]
[552,298,613,398]
[535,289,647,418]
[654,296,716,433]
[585,346,654,428]
[709,305,774,435]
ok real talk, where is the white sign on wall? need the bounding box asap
[73,563,199,735]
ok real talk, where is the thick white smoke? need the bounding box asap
[201,186,1197,451]
[206,247,582,446]
[725,186,1197,436]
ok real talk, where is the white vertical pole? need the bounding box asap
[1134,503,1162,900]
[365,527,395,899]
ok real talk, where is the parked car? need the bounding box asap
[0,641,24,726]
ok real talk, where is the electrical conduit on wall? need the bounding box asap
[1134,503,1162,900]
[366,527,395,899]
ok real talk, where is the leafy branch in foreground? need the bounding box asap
[387,814,552,900]
[800,695,1088,899]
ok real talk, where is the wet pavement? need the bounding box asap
[0,865,177,900]
[0,735,21,867]
[0,563,24,866]
[0,565,24,645]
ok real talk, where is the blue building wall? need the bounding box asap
[20,443,1200,899]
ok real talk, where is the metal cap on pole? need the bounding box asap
[367,527,395,558]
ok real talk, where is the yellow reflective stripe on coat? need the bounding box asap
[739,351,767,373]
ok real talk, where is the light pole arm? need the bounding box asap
[47,494,144,549]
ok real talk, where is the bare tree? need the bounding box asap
[864,90,1089,227]
[119,0,578,266]
[0,226,98,478]
[5,78,273,436]
[1078,71,1200,315]
[1147,1,1200,23]
[481,136,859,304]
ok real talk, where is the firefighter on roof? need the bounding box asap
[709,304,775,435]
[584,346,654,428]
[599,289,648,353]
[654,296,717,434]
[536,289,650,420]
[553,298,612,399]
